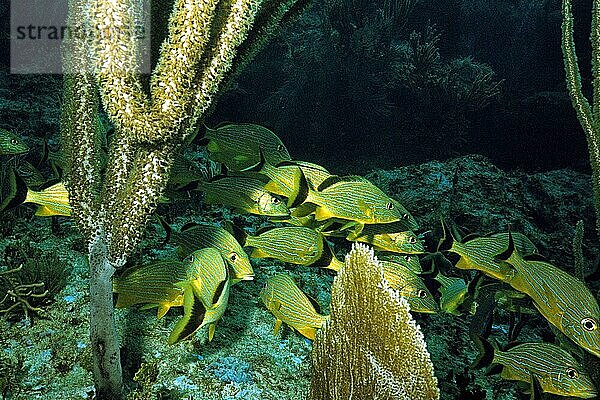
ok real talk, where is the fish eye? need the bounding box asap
[402,213,410,220]
[277,144,284,152]
[566,367,579,379]
[10,139,18,145]
[408,236,417,244]
[417,290,428,298]
[581,317,597,331]
[403,255,411,261]
[229,252,238,262]
[272,197,280,204]
[385,202,394,210]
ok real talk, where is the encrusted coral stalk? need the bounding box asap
[88,229,123,399]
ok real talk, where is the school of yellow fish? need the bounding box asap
[3,124,600,398]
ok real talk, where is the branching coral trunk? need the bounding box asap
[61,0,311,397]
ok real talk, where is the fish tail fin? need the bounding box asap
[436,219,455,252]
[288,168,310,208]
[222,221,247,246]
[494,229,516,262]
[168,287,206,345]
[470,334,495,370]
[156,214,172,245]
[196,123,210,146]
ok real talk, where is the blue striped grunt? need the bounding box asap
[167,154,205,189]
[380,261,438,313]
[377,252,422,273]
[197,176,289,217]
[164,221,254,283]
[260,274,329,340]
[437,227,538,282]
[347,227,425,254]
[168,248,231,344]
[290,173,418,235]
[203,122,291,171]
[242,151,331,201]
[0,128,28,155]
[24,182,71,217]
[113,259,188,318]
[495,233,600,358]
[232,225,343,271]
[473,335,596,398]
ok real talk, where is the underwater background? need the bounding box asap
[1,0,600,399]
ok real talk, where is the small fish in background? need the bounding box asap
[377,252,422,274]
[290,173,418,235]
[434,273,471,315]
[24,181,71,217]
[495,232,600,359]
[197,176,289,217]
[159,218,254,283]
[346,226,425,255]
[228,224,343,271]
[113,259,188,318]
[260,274,329,340]
[380,260,438,314]
[167,153,205,189]
[168,248,232,344]
[472,335,597,399]
[0,128,28,155]
[202,122,291,171]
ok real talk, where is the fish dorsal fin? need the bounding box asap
[222,221,247,246]
[502,341,523,351]
[316,175,343,191]
[255,225,279,236]
[495,230,516,262]
[181,222,201,232]
[436,219,455,253]
[461,233,482,243]
[288,168,310,208]
[291,203,316,218]
[470,334,496,370]
[522,253,547,262]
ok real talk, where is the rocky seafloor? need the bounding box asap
[0,154,598,400]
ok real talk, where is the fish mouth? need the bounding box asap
[581,391,597,399]
[240,275,255,281]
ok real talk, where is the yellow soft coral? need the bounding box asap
[311,243,439,400]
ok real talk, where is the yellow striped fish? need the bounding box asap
[291,174,418,234]
[496,233,600,358]
[198,176,289,217]
[473,336,596,399]
[0,128,28,155]
[203,123,291,171]
[260,274,329,340]
[167,153,204,189]
[168,248,231,344]
[381,261,438,313]
[347,227,424,254]
[233,225,343,271]
[242,151,331,201]
[437,227,538,281]
[113,259,188,318]
[377,252,422,273]
[163,221,254,283]
[24,182,71,217]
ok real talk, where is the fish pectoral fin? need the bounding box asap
[157,304,172,319]
[294,326,317,340]
[208,323,217,342]
[206,140,220,153]
[314,206,334,221]
[250,248,269,259]
[273,318,283,335]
